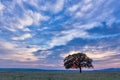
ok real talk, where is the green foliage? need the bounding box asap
[0,71,120,80]
[64,53,93,72]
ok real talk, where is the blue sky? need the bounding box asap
[0,0,120,70]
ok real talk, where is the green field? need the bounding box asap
[0,71,120,80]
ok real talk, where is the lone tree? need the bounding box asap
[64,52,93,73]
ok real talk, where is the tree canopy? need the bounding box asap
[64,52,93,73]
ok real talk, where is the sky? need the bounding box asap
[0,0,120,70]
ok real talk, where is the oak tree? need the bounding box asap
[64,52,93,73]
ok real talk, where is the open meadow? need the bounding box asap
[0,71,120,80]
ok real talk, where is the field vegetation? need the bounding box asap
[0,71,120,80]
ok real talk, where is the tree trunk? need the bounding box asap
[79,67,82,73]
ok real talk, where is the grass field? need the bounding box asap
[0,71,120,80]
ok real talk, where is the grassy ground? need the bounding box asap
[0,71,120,80]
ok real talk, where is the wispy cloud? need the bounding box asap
[0,0,49,32]
[47,22,99,49]
[0,2,4,11]
[0,39,39,62]
[12,33,32,40]
[53,0,64,13]
[0,0,120,69]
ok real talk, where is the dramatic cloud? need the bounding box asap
[0,0,120,69]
